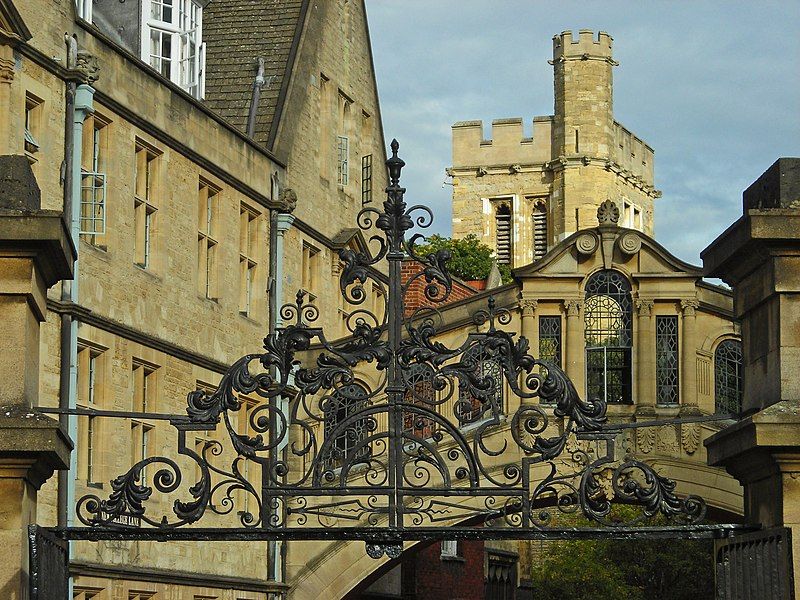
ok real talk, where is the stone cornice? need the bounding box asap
[47,299,231,374]
[449,157,660,198]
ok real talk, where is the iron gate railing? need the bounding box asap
[716,527,795,600]
[29,525,69,600]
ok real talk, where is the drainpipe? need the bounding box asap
[269,197,295,591]
[57,34,78,530]
[59,42,96,598]
[246,57,265,138]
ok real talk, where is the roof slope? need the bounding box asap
[203,0,307,147]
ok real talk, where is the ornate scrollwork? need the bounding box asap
[75,140,709,551]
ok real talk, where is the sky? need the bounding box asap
[366,1,800,265]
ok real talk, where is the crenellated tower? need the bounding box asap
[449,30,660,269]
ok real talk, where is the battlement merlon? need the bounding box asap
[553,30,614,62]
[451,116,553,168]
[613,120,655,186]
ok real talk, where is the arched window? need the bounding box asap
[457,345,503,425]
[323,382,370,468]
[403,363,436,439]
[715,339,743,414]
[532,200,548,260]
[584,270,633,404]
[495,203,512,265]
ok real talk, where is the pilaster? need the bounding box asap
[679,298,700,414]
[634,298,655,416]
[562,299,584,395]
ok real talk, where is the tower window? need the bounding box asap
[532,200,548,260]
[495,203,512,265]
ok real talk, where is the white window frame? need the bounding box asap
[441,539,458,558]
[337,135,349,186]
[141,0,206,98]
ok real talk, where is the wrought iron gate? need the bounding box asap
[716,527,795,599]
[29,525,69,600]
[38,141,791,599]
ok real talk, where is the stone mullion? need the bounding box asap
[680,298,700,414]
[635,298,655,415]
[563,299,584,397]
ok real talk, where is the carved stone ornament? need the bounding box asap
[563,299,582,317]
[279,188,297,213]
[75,50,100,84]
[681,423,701,455]
[597,199,620,226]
[657,425,679,454]
[617,231,642,255]
[509,164,522,174]
[574,231,599,255]
[636,427,655,454]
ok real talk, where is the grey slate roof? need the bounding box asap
[203,0,306,148]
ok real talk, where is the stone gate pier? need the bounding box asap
[702,157,800,597]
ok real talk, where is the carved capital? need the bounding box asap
[635,298,654,317]
[519,299,538,317]
[0,56,14,84]
[563,299,582,317]
[680,298,700,316]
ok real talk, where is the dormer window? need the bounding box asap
[142,0,205,98]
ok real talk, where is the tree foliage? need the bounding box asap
[413,234,512,283]
[528,535,714,600]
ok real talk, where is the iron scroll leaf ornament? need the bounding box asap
[75,140,706,555]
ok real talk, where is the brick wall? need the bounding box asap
[404,541,485,600]
[402,259,479,317]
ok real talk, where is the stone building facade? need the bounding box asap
[450,31,659,269]
[0,0,387,598]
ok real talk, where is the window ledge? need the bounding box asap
[133,264,162,282]
[80,240,110,258]
[238,312,262,327]
[87,481,104,490]
[441,554,465,563]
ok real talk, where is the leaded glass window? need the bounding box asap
[323,382,370,469]
[584,270,632,404]
[403,363,436,439]
[457,346,503,425]
[715,339,743,414]
[539,316,562,368]
[656,315,679,405]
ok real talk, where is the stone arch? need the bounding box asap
[699,324,740,355]
[287,453,743,600]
